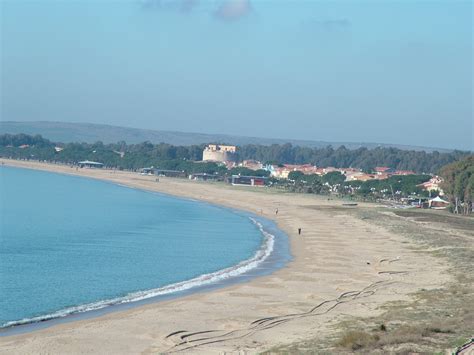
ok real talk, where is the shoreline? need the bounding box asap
[0,173,291,333]
[0,159,451,354]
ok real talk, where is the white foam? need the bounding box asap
[1,217,275,329]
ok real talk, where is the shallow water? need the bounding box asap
[0,166,273,327]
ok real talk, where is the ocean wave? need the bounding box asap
[1,217,275,329]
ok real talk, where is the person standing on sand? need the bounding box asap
[298,228,302,235]
[275,208,279,215]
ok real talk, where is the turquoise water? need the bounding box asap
[0,166,272,328]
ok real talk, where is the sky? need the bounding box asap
[1,0,472,150]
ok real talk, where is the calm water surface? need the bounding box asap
[0,166,267,327]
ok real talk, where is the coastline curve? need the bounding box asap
[0,165,291,335]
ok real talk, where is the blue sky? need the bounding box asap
[1,0,472,150]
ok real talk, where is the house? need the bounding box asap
[240,160,263,170]
[346,172,370,181]
[267,166,291,179]
[352,173,378,182]
[418,176,444,195]
[266,164,320,179]
[284,164,318,174]
[374,167,395,175]
[374,173,390,180]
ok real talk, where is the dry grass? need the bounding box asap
[337,330,380,350]
[267,207,473,354]
[335,323,459,353]
[393,209,474,232]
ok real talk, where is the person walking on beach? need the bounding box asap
[275,208,279,215]
[298,228,302,235]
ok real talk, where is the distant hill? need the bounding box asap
[0,121,452,152]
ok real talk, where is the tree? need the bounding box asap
[0,133,471,175]
[288,171,304,181]
[440,155,474,215]
[322,171,346,186]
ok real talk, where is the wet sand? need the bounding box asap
[0,160,450,354]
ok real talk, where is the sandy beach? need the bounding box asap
[0,159,452,354]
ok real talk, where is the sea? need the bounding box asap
[0,166,289,331]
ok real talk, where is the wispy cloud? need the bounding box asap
[139,0,253,20]
[214,0,252,21]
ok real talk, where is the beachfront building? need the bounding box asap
[78,160,104,168]
[139,168,186,177]
[429,196,450,209]
[189,173,220,181]
[231,175,268,186]
[202,144,237,163]
[154,169,186,178]
[140,167,155,175]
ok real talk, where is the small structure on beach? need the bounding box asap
[140,167,155,175]
[429,196,450,209]
[189,173,219,181]
[231,175,268,186]
[78,160,104,168]
[154,169,186,178]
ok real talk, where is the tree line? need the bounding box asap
[285,170,433,198]
[0,133,470,174]
[237,143,468,173]
[440,155,473,215]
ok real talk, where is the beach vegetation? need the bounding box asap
[337,330,379,350]
[0,133,470,175]
[440,155,474,214]
[0,133,471,205]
